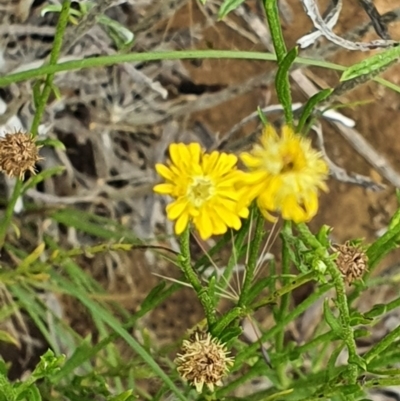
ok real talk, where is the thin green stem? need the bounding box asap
[0,49,397,92]
[234,282,332,369]
[264,0,287,63]
[363,324,400,364]
[0,50,376,85]
[179,225,216,326]
[31,0,71,137]
[251,271,315,310]
[264,0,294,124]
[239,208,264,306]
[275,221,292,388]
[297,223,361,385]
[0,1,71,249]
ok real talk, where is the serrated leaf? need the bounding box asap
[323,299,342,334]
[218,0,245,19]
[340,46,400,82]
[297,88,333,133]
[275,46,298,124]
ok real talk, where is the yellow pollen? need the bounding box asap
[187,176,215,207]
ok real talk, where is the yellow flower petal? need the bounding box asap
[175,213,189,235]
[167,199,188,220]
[154,142,247,239]
[240,124,328,223]
[153,183,174,195]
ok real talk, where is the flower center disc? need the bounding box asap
[187,176,214,207]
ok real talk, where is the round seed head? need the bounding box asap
[0,131,43,179]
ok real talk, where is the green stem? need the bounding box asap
[239,208,265,306]
[31,0,71,137]
[264,0,287,63]
[363,324,400,364]
[263,0,293,125]
[251,271,315,310]
[275,221,292,387]
[179,225,216,326]
[0,51,349,88]
[0,1,71,249]
[212,270,316,335]
[234,282,332,369]
[297,223,361,384]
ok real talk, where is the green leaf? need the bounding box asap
[275,46,298,124]
[36,138,66,150]
[367,207,400,269]
[51,272,186,400]
[140,281,166,313]
[22,166,66,193]
[41,4,82,18]
[297,88,333,133]
[17,243,45,271]
[218,0,245,19]
[0,330,19,347]
[108,390,134,401]
[31,350,65,379]
[364,303,387,319]
[218,326,242,344]
[247,276,275,303]
[340,46,400,82]
[16,386,42,401]
[257,106,269,126]
[323,299,342,334]
[98,15,135,47]
[50,83,62,100]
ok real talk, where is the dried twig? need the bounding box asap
[299,0,399,50]
[358,0,391,40]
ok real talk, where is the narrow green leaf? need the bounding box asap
[364,303,387,319]
[140,281,166,313]
[98,15,135,46]
[218,326,242,344]
[36,138,66,150]
[297,88,333,133]
[340,46,400,82]
[22,166,66,193]
[367,207,400,269]
[51,272,186,400]
[17,243,45,271]
[0,330,19,347]
[218,0,245,19]
[275,46,298,124]
[108,391,134,401]
[257,106,269,126]
[323,299,342,334]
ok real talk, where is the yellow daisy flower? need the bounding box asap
[154,143,249,239]
[240,124,329,223]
